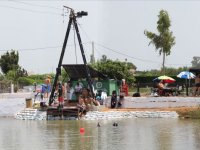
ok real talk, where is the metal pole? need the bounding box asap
[73,18,94,98]
[49,12,73,105]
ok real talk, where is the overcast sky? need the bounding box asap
[0,0,199,74]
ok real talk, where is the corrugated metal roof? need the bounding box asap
[189,67,200,75]
[62,64,107,79]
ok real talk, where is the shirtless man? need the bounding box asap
[78,88,99,116]
[194,74,200,96]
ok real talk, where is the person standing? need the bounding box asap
[57,82,65,108]
[74,82,83,100]
[194,74,200,96]
[66,81,72,100]
[120,79,129,96]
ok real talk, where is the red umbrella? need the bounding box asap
[154,75,176,83]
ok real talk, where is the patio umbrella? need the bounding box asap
[177,71,196,95]
[153,75,176,83]
[177,71,196,79]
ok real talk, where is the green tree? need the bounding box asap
[100,55,107,63]
[144,10,175,74]
[191,56,200,68]
[0,50,19,74]
[61,68,69,83]
[93,57,136,85]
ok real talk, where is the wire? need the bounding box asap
[0,5,62,16]
[8,0,63,11]
[77,23,92,42]
[0,42,91,52]
[0,46,62,52]
[94,42,160,64]
[77,23,190,67]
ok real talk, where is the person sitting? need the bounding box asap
[77,87,99,117]
[157,80,172,96]
[111,90,117,108]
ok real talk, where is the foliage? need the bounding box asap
[0,50,19,74]
[6,70,18,84]
[126,62,137,70]
[18,77,35,86]
[16,66,28,77]
[144,10,175,74]
[92,55,136,85]
[100,55,107,63]
[136,66,189,76]
[28,73,54,85]
[191,56,200,68]
[61,68,69,83]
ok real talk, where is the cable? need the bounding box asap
[78,24,190,67]
[0,42,91,52]
[94,42,160,64]
[0,46,61,52]
[0,5,62,16]
[8,0,63,11]
[77,23,92,42]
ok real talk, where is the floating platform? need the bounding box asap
[46,106,80,120]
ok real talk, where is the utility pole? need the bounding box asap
[91,41,95,64]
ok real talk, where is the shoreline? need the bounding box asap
[0,93,199,119]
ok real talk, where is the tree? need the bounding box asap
[144,10,175,74]
[93,57,136,85]
[191,56,200,68]
[100,55,107,63]
[0,50,19,74]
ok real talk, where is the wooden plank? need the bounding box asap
[46,107,80,120]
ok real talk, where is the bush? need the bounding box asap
[18,77,35,86]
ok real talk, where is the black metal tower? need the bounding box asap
[49,7,94,105]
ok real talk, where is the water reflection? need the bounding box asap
[0,118,200,150]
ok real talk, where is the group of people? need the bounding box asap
[77,87,100,116]
[156,80,174,96]
[55,81,100,114]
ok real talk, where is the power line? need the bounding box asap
[94,42,192,67]
[0,42,91,52]
[94,42,160,64]
[8,0,63,10]
[0,46,61,52]
[0,5,62,16]
[77,24,191,67]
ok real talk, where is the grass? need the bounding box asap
[176,106,200,119]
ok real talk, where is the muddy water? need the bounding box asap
[0,118,200,150]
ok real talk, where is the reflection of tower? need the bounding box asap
[58,121,65,150]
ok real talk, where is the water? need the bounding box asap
[0,118,200,150]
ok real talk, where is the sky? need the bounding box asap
[0,0,199,74]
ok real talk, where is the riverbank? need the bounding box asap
[0,93,200,119]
